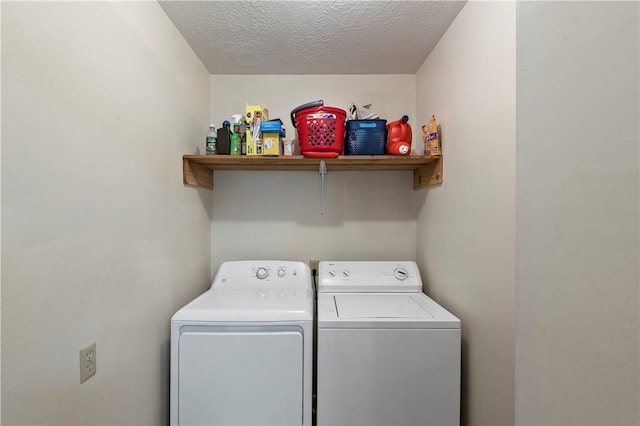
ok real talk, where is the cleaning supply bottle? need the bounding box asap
[230,114,243,156]
[240,119,247,155]
[216,120,232,155]
[205,123,217,155]
[387,115,412,156]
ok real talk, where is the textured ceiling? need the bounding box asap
[159,1,466,74]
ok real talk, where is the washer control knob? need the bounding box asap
[393,267,409,281]
[256,267,269,280]
[328,270,336,277]
[342,270,350,277]
[278,268,286,277]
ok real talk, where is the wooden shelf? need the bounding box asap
[183,155,443,190]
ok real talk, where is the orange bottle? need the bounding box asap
[387,115,412,156]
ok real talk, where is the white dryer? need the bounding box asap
[316,261,461,426]
[170,260,314,426]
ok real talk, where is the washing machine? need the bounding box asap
[316,261,461,426]
[170,260,314,426]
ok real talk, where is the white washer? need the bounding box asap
[317,261,461,426]
[170,260,314,426]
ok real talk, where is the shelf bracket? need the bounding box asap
[413,157,443,190]
[183,158,214,189]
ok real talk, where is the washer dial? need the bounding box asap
[393,267,409,281]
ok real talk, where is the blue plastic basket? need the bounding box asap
[344,119,387,155]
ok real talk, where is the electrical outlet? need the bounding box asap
[309,259,319,272]
[79,342,97,383]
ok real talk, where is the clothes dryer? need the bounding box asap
[316,261,460,426]
[171,261,313,426]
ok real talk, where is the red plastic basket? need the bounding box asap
[290,100,346,158]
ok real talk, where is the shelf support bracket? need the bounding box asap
[413,157,443,190]
[183,158,214,189]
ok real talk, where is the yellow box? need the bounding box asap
[245,133,262,155]
[262,132,280,156]
[245,105,269,156]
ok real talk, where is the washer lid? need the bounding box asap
[335,294,433,319]
[318,292,460,329]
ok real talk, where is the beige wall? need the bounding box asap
[516,2,639,424]
[1,2,211,424]
[414,2,516,425]
[208,75,418,274]
[5,2,637,425]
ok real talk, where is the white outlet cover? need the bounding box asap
[79,342,97,384]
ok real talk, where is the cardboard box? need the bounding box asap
[261,120,282,156]
[245,105,269,156]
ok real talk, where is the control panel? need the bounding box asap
[318,261,422,293]
[254,266,291,280]
[212,260,310,289]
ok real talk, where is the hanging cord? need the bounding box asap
[319,160,327,215]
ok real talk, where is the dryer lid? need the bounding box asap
[172,287,314,322]
[334,294,433,318]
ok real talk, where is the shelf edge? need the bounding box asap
[182,155,443,190]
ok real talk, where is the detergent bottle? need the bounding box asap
[387,115,412,156]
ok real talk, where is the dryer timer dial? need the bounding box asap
[256,267,269,280]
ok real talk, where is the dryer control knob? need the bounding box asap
[342,270,350,277]
[394,267,409,281]
[328,270,336,277]
[256,267,269,280]
[278,268,286,277]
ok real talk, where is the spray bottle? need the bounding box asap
[230,114,243,156]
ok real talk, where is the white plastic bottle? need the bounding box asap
[206,124,217,155]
